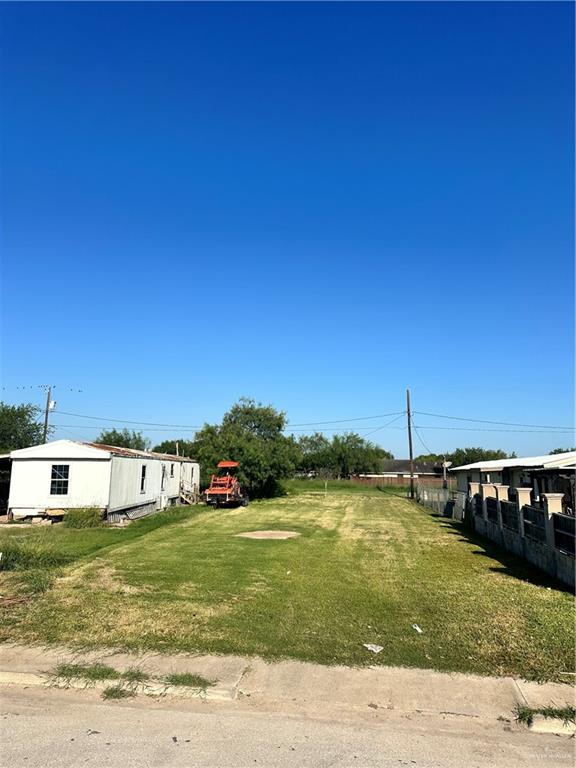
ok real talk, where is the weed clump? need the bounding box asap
[515,704,576,727]
[63,508,104,529]
[0,541,68,570]
[121,667,150,683]
[164,672,215,690]
[53,662,121,682]
[102,685,135,700]
[19,568,55,595]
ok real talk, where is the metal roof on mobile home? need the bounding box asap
[10,439,197,463]
[450,451,576,472]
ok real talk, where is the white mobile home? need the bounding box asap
[8,440,200,521]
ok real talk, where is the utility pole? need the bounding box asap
[43,386,52,444]
[406,388,415,499]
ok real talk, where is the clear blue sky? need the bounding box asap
[1,2,574,457]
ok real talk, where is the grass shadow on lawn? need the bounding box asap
[430,516,573,595]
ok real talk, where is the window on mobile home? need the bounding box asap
[50,465,69,495]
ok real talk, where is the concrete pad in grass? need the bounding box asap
[235,530,301,539]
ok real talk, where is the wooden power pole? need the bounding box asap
[42,386,52,444]
[406,388,415,499]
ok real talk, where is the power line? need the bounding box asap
[51,423,198,433]
[2,385,84,392]
[412,424,435,455]
[53,426,91,441]
[53,410,202,428]
[47,405,574,436]
[414,410,572,431]
[284,423,405,434]
[288,411,404,427]
[53,421,405,436]
[51,408,405,432]
[363,413,406,437]
[413,425,574,434]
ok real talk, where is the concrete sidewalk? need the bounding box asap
[0,643,573,724]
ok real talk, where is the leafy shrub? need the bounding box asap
[63,507,104,529]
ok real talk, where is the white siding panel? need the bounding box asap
[108,457,181,512]
[180,461,200,495]
[8,459,111,517]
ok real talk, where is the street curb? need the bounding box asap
[0,670,235,701]
[528,715,576,736]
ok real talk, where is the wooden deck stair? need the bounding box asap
[179,487,198,505]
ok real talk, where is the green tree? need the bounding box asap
[330,433,393,477]
[0,402,46,452]
[96,428,151,451]
[414,453,445,466]
[414,448,516,467]
[448,447,510,466]
[190,398,299,497]
[189,424,224,488]
[297,432,392,478]
[416,448,515,467]
[152,439,195,457]
[549,447,576,455]
[297,433,332,474]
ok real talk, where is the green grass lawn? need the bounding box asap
[0,488,573,681]
[284,478,409,495]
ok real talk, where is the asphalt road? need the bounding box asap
[2,685,573,768]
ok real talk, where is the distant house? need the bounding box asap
[450,451,576,513]
[351,460,442,487]
[7,440,200,521]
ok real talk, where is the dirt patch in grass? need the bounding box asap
[18,585,237,650]
[57,561,150,596]
[236,531,301,540]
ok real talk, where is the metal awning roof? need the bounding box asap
[451,451,576,472]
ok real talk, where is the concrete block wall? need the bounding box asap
[417,482,574,589]
[470,489,574,589]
